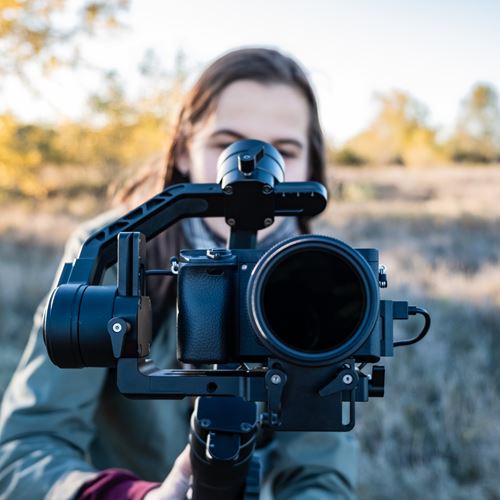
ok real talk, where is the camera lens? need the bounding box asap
[263,249,364,352]
[248,235,379,365]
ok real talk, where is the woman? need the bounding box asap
[0,48,358,499]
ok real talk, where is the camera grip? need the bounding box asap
[177,266,235,363]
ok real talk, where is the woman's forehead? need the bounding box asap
[207,80,309,142]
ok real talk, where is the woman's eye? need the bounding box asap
[279,150,297,159]
[213,143,232,150]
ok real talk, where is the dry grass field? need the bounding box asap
[321,166,500,499]
[1,165,499,499]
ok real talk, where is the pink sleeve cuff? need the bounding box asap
[76,468,160,500]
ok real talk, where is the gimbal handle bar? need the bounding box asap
[60,181,327,288]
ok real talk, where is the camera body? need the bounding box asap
[177,235,389,367]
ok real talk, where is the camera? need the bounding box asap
[177,236,384,367]
[43,139,430,434]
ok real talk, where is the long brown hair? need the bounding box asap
[119,47,327,329]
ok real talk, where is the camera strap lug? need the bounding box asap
[378,264,388,288]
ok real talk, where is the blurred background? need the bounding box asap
[1,1,499,498]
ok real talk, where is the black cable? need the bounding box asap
[393,306,431,347]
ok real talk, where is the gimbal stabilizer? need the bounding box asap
[43,140,430,499]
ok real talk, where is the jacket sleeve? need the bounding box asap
[261,430,358,500]
[0,221,113,500]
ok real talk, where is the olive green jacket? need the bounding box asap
[0,210,358,499]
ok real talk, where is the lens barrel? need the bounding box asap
[247,235,379,366]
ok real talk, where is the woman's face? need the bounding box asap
[178,80,310,240]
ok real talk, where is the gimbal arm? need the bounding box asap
[60,181,327,287]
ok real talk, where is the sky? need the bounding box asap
[2,0,500,143]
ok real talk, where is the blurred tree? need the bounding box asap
[0,113,48,196]
[53,50,187,171]
[346,90,441,166]
[51,71,161,172]
[449,83,500,163]
[330,146,367,166]
[0,0,129,84]
[0,0,130,198]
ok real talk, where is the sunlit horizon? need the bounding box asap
[2,0,500,144]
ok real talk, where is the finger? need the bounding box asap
[174,444,192,479]
[160,445,192,499]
